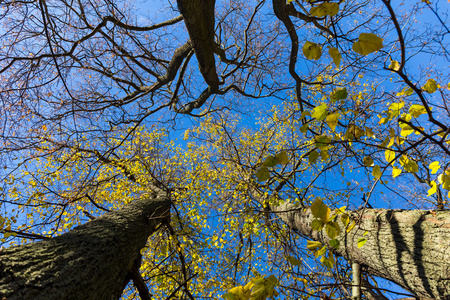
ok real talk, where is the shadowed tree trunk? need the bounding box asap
[0,192,171,300]
[276,203,450,300]
[177,0,219,89]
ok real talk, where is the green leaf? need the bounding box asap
[300,123,309,134]
[326,113,339,131]
[341,213,350,227]
[309,150,320,164]
[330,88,348,101]
[389,60,400,71]
[256,167,270,182]
[307,240,322,251]
[311,199,330,222]
[329,239,340,249]
[310,3,339,17]
[429,161,440,174]
[312,103,328,120]
[372,165,382,179]
[274,151,289,165]
[315,135,331,150]
[409,104,427,117]
[286,255,302,266]
[352,33,384,55]
[303,41,322,60]
[363,156,374,167]
[325,221,340,239]
[320,255,334,268]
[263,155,277,167]
[311,219,325,231]
[423,79,437,93]
[328,47,341,68]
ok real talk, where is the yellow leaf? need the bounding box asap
[307,240,322,251]
[389,60,400,71]
[303,41,322,60]
[312,103,328,120]
[352,33,384,55]
[428,181,437,196]
[328,47,341,68]
[422,79,437,93]
[385,149,396,164]
[392,166,402,178]
[396,86,414,96]
[429,161,440,174]
[326,113,339,131]
[409,104,427,117]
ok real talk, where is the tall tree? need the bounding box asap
[0,0,449,299]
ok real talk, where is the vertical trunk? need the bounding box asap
[276,203,450,299]
[0,193,171,300]
[352,262,361,300]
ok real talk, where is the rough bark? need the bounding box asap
[276,203,450,300]
[177,0,220,89]
[0,192,171,300]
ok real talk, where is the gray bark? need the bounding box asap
[0,192,171,300]
[276,203,450,300]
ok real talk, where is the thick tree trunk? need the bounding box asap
[177,0,219,89]
[276,203,450,300]
[0,192,171,300]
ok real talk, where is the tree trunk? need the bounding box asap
[276,203,450,300]
[0,192,171,300]
[177,0,220,89]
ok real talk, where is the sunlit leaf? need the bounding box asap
[429,161,440,174]
[423,79,437,93]
[307,240,322,251]
[428,181,437,196]
[397,86,414,97]
[389,60,400,71]
[385,149,396,164]
[357,238,367,248]
[312,103,328,120]
[392,166,402,178]
[409,104,427,117]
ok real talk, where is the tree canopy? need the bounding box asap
[1,0,450,299]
